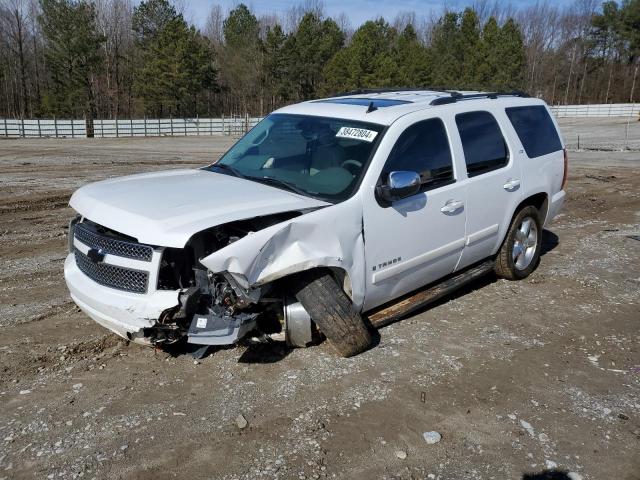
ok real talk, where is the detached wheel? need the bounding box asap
[294,270,372,357]
[495,206,542,280]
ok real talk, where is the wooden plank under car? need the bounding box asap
[367,259,495,329]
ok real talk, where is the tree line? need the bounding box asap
[0,0,639,119]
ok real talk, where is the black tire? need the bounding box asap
[494,205,543,280]
[294,270,372,357]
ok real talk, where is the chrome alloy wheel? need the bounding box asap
[513,216,538,270]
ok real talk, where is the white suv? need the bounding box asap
[64,89,567,357]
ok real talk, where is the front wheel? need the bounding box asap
[494,206,542,280]
[294,270,372,357]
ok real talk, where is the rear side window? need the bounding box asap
[383,118,454,190]
[505,105,562,158]
[455,111,509,177]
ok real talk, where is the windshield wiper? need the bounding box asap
[247,175,310,197]
[210,163,244,178]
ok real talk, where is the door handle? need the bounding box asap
[503,178,521,191]
[441,199,464,213]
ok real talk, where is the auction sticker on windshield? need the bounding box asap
[336,127,378,142]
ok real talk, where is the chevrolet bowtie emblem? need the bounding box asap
[87,248,106,264]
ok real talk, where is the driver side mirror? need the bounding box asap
[376,171,421,203]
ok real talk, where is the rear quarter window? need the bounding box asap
[505,105,562,158]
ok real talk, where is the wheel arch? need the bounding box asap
[495,192,548,255]
[514,192,549,225]
[271,266,355,303]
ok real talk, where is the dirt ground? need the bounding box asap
[0,118,639,480]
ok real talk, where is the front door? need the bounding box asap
[362,117,467,311]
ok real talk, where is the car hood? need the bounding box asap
[69,169,330,247]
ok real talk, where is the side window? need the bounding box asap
[455,111,509,177]
[383,118,454,190]
[505,105,562,158]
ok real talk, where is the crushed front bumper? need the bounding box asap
[64,253,179,341]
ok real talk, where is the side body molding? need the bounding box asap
[371,237,466,285]
[199,200,367,309]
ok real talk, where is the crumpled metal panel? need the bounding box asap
[199,199,367,309]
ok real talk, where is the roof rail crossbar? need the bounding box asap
[429,90,529,106]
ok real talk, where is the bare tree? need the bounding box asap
[334,12,352,40]
[258,13,280,40]
[0,0,31,116]
[204,3,224,46]
[393,11,417,32]
[517,1,562,97]
[417,10,440,46]
[95,0,133,117]
[285,0,324,33]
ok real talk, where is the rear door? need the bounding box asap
[454,110,523,270]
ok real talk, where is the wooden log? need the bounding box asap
[368,259,494,329]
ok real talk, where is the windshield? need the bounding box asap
[205,114,385,202]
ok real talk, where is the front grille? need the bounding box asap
[75,248,149,294]
[74,222,153,262]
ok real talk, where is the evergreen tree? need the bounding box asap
[172,23,216,114]
[322,48,353,93]
[323,19,399,93]
[38,0,104,118]
[590,0,640,101]
[429,12,462,88]
[133,1,215,116]
[495,19,526,89]
[220,3,260,114]
[591,2,623,59]
[223,3,259,48]
[459,8,482,88]
[132,0,177,44]
[620,0,640,64]
[262,24,289,107]
[395,25,430,87]
[477,17,501,88]
[286,13,344,99]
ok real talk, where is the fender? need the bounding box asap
[199,199,367,309]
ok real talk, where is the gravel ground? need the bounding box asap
[0,119,639,480]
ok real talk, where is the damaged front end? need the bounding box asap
[151,269,269,347]
[150,211,318,347]
[65,212,318,350]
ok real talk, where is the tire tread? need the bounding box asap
[294,270,372,357]
[494,205,542,280]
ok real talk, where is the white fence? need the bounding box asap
[0,116,262,138]
[549,103,640,117]
[2,104,639,138]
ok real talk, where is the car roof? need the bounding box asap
[275,89,547,126]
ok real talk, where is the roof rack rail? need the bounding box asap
[332,87,460,97]
[430,90,529,106]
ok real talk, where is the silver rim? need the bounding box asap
[512,216,538,270]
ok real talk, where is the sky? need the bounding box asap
[179,0,578,29]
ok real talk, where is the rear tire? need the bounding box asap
[294,270,372,357]
[494,205,542,280]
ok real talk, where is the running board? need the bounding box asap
[367,259,495,329]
